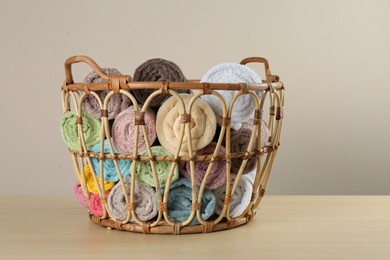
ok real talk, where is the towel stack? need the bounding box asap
[62,58,271,224]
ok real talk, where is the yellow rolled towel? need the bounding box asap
[156,94,216,156]
[82,165,115,194]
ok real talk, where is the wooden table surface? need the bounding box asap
[1,196,389,259]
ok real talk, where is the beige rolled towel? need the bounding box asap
[156,94,217,156]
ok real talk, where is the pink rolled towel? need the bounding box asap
[112,106,157,154]
[179,142,226,190]
[83,68,131,119]
[73,181,89,208]
[89,193,107,217]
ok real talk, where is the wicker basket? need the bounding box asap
[61,55,284,234]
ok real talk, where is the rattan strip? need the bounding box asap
[90,214,248,234]
[70,147,275,161]
[63,81,284,92]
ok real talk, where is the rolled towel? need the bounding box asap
[73,181,89,208]
[213,170,256,218]
[112,106,157,154]
[136,146,179,188]
[83,165,115,194]
[200,63,262,130]
[242,118,271,146]
[230,127,257,174]
[107,178,158,221]
[161,178,216,225]
[83,68,132,119]
[156,93,216,156]
[133,58,188,107]
[90,139,131,182]
[89,193,107,217]
[60,111,100,151]
[179,142,226,190]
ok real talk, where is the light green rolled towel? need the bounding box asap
[136,146,179,188]
[60,111,101,151]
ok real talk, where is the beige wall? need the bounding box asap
[0,0,389,195]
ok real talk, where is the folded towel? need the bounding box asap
[73,181,89,208]
[107,178,158,221]
[136,146,179,188]
[112,106,157,154]
[60,111,101,151]
[230,127,257,174]
[133,58,188,107]
[83,68,131,119]
[161,178,216,225]
[89,193,107,217]
[213,170,256,218]
[179,142,226,190]
[156,93,216,156]
[200,63,262,130]
[83,165,115,194]
[90,139,131,182]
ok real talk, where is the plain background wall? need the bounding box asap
[0,0,389,195]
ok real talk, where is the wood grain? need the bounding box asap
[1,196,390,260]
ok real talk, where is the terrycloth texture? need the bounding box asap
[73,181,89,208]
[242,118,271,146]
[90,140,131,182]
[83,165,115,194]
[161,178,216,225]
[112,106,157,154]
[230,127,258,174]
[107,178,158,221]
[133,58,188,107]
[83,68,131,119]
[89,193,107,217]
[136,146,179,188]
[213,170,256,218]
[156,93,216,156]
[200,63,262,130]
[180,142,226,190]
[60,111,101,151]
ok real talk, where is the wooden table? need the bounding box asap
[1,196,389,259]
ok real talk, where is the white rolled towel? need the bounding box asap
[213,169,256,218]
[200,63,262,130]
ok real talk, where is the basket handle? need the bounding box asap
[64,55,111,84]
[240,57,279,83]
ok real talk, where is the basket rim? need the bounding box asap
[62,80,284,93]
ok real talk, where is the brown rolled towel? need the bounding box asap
[242,119,271,146]
[133,58,188,107]
[230,127,258,174]
[83,68,132,119]
[229,119,271,174]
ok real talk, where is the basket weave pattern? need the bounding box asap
[61,56,285,234]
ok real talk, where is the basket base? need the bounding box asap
[89,214,252,235]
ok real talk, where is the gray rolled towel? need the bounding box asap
[107,178,158,222]
[133,58,188,107]
[83,68,132,119]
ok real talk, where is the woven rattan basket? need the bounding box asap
[61,55,284,234]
